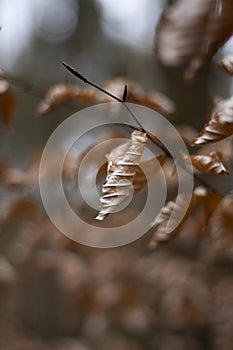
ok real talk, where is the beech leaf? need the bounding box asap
[96,130,148,221]
[155,0,233,80]
[182,151,230,175]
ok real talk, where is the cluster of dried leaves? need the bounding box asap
[0,2,233,348]
[36,78,175,116]
[1,211,233,350]
[157,95,232,248]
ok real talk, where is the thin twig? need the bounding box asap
[62,62,146,133]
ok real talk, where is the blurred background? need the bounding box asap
[0,1,233,349]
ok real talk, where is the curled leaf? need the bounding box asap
[155,0,233,80]
[182,151,230,175]
[218,55,233,75]
[192,96,233,145]
[36,84,78,115]
[149,192,199,248]
[155,0,214,66]
[149,186,222,249]
[96,130,148,221]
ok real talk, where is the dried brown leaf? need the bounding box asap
[128,90,175,115]
[218,55,233,75]
[155,0,215,66]
[192,96,233,145]
[96,130,148,221]
[97,78,175,114]
[37,79,174,115]
[149,192,199,249]
[149,186,221,248]
[183,151,230,175]
[155,0,233,80]
[36,84,79,115]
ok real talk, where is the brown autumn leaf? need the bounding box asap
[0,88,17,130]
[155,0,233,80]
[36,84,79,115]
[96,154,167,194]
[100,78,175,115]
[96,130,148,221]
[182,151,230,175]
[155,0,214,66]
[192,96,233,145]
[37,79,175,115]
[218,55,233,75]
[149,186,221,249]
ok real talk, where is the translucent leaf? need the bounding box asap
[156,0,214,65]
[97,78,175,115]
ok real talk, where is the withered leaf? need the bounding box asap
[182,151,230,175]
[149,192,199,249]
[36,84,78,115]
[218,55,233,75]
[37,79,175,115]
[96,130,148,221]
[192,96,233,145]
[155,0,214,66]
[149,186,221,249]
[155,0,233,80]
[101,78,175,115]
